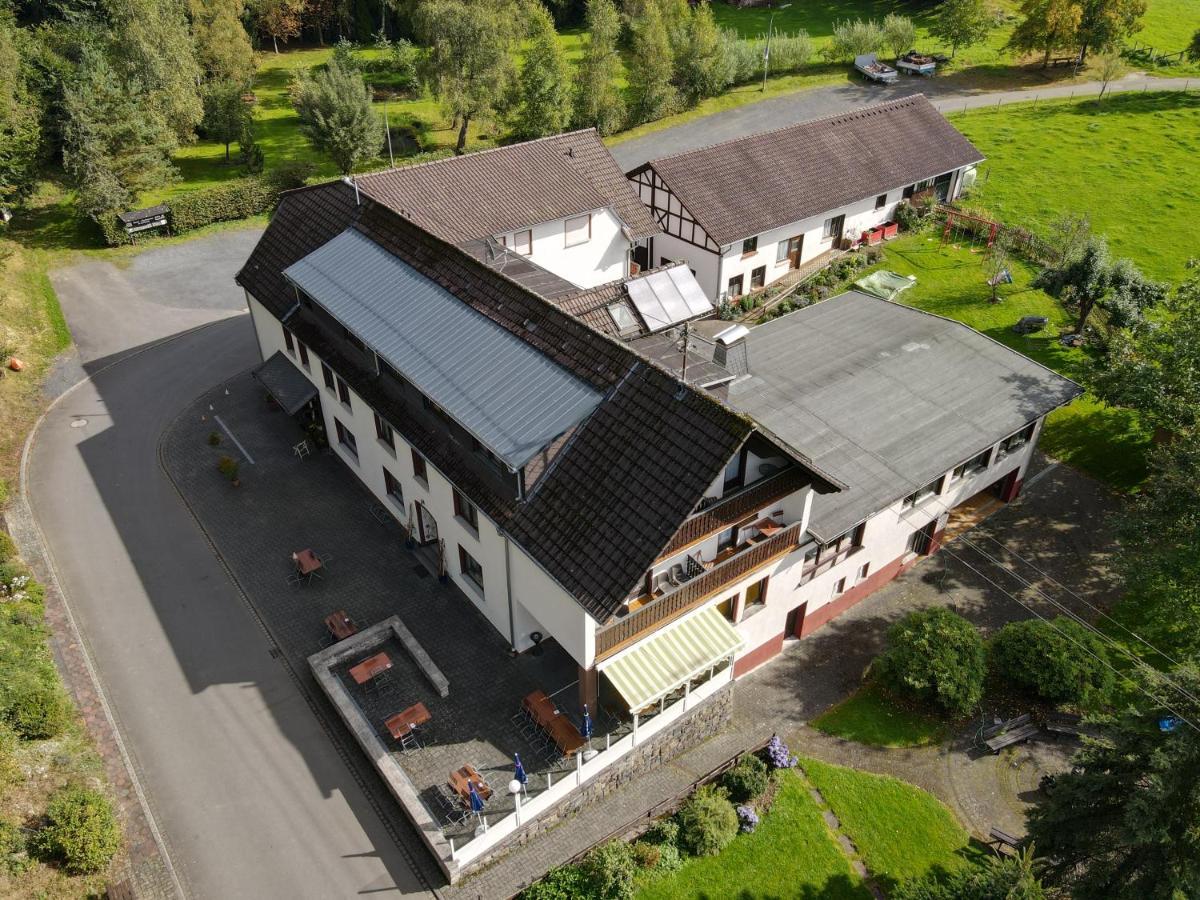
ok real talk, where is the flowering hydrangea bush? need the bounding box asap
[764,734,797,770]
[736,805,759,834]
[0,572,32,603]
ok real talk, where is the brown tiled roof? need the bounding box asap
[634,95,985,247]
[355,130,659,246]
[235,180,757,621]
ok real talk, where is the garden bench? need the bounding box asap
[988,826,1026,856]
[1044,712,1084,736]
[981,713,1031,741]
[985,722,1040,753]
[1049,55,1081,68]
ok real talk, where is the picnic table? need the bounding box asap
[984,714,1040,753]
[349,652,392,684]
[449,765,492,806]
[385,702,431,740]
[324,610,358,642]
[523,690,586,756]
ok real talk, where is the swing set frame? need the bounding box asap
[942,208,1000,248]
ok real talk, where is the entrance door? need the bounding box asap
[416,502,439,545]
[785,602,808,638]
[786,235,804,269]
[829,215,845,246]
[934,172,953,202]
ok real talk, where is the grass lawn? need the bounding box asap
[811,682,949,748]
[637,769,871,900]
[875,235,1152,489]
[950,92,1200,284]
[801,757,979,891]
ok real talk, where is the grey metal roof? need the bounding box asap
[252,350,317,415]
[284,229,603,469]
[724,292,1082,540]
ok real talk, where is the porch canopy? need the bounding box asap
[599,606,744,711]
[253,351,317,415]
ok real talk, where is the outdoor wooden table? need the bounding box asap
[324,610,357,641]
[349,652,392,684]
[384,702,431,739]
[522,690,585,756]
[449,765,492,805]
[294,549,322,576]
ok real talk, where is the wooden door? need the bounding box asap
[787,235,803,269]
[785,602,808,638]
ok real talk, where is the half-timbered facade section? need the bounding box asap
[626,96,985,301]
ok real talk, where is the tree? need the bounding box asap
[1006,0,1083,67]
[676,1,730,104]
[824,17,884,60]
[991,617,1115,705]
[984,238,1010,303]
[62,47,179,220]
[1190,28,1200,61]
[573,0,625,134]
[415,0,519,154]
[1096,50,1123,96]
[105,0,204,142]
[931,0,995,57]
[202,80,250,161]
[190,0,255,87]
[1103,256,1167,327]
[1026,665,1200,899]
[303,0,339,44]
[1076,0,1145,63]
[1094,269,1200,438]
[254,0,305,53]
[515,2,572,139]
[893,846,1046,899]
[878,608,986,716]
[1053,234,1111,332]
[0,11,41,208]
[1046,210,1091,268]
[291,59,383,173]
[627,0,678,124]
[882,13,916,59]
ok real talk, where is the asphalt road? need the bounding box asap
[610,72,1195,169]
[31,229,433,899]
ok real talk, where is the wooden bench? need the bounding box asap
[981,713,1030,741]
[1049,55,1081,68]
[1045,711,1084,736]
[986,722,1040,753]
[988,826,1026,856]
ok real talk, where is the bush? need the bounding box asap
[722,753,769,803]
[208,431,221,446]
[6,677,72,740]
[736,804,759,833]
[0,531,15,563]
[764,733,797,770]
[892,847,1045,899]
[217,456,239,482]
[642,816,679,848]
[0,721,19,784]
[581,840,637,899]
[894,201,925,232]
[878,608,986,716]
[677,784,738,857]
[521,862,590,899]
[31,785,121,875]
[991,617,1115,705]
[0,816,29,875]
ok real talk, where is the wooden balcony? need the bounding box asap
[596,521,804,661]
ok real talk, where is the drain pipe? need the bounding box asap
[503,534,518,652]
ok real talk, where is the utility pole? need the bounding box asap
[678,320,690,384]
[762,3,792,91]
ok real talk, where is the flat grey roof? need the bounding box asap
[725,292,1081,539]
[285,229,602,469]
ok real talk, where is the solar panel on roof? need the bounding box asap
[625,266,713,332]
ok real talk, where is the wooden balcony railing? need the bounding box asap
[596,521,804,660]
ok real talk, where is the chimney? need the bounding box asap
[713,324,750,376]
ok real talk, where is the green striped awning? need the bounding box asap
[599,606,744,711]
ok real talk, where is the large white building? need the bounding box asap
[627,96,984,301]
[236,123,1076,728]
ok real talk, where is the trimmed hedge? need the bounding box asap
[96,162,314,247]
[878,608,986,716]
[676,784,738,857]
[990,617,1115,705]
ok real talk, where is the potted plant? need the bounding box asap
[217,455,240,487]
[208,431,221,446]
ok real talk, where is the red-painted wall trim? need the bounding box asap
[734,631,784,677]
[799,553,914,637]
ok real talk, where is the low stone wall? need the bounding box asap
[457,684,735,879]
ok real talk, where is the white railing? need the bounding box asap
[447,664,733,868]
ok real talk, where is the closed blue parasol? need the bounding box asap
[513,753,528,786]
[581,704,593,740]
[467,779,484,813]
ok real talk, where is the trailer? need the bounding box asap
[896,50,937,76]
[854,53,898,84]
